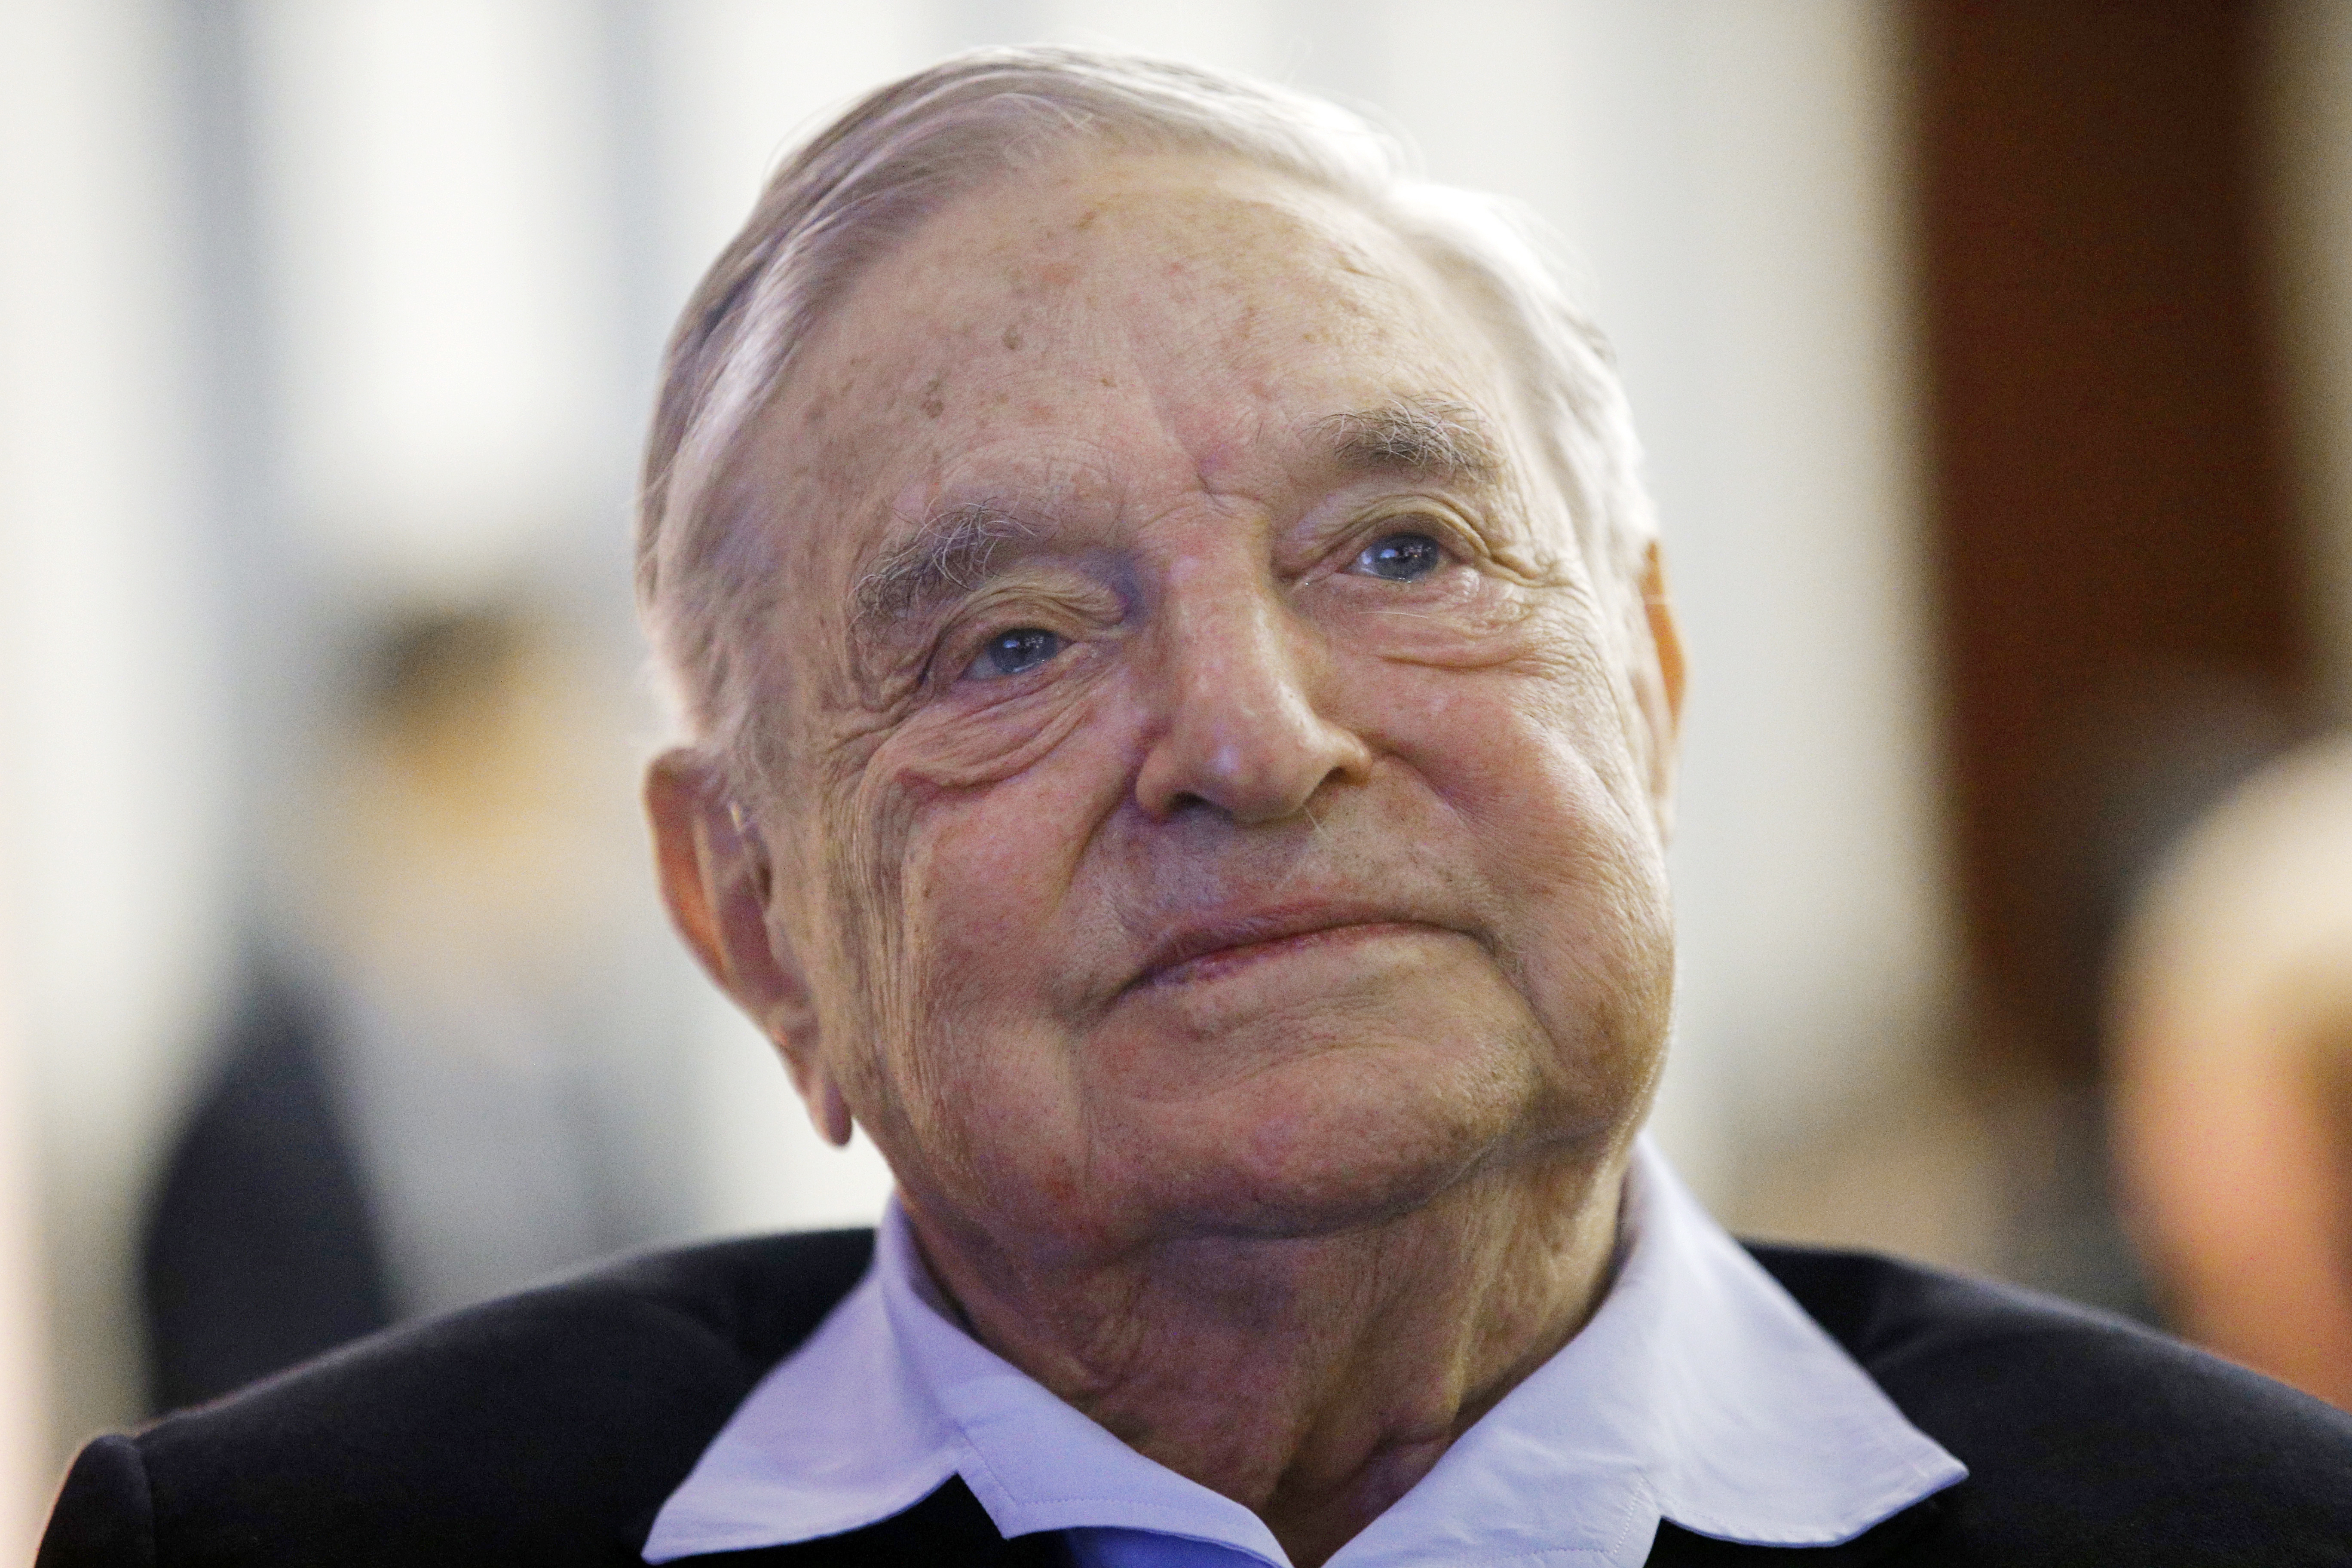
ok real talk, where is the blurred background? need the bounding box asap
[6,0,2352,1549]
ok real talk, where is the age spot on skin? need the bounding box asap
[1004,326,1023,351]
[920,377,946,420]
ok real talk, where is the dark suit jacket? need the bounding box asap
[37,1229,2352,1566]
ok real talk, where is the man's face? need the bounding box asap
[729,152,1675,1256]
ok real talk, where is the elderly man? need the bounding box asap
[39,48,2352,1568]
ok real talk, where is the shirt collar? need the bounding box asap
[644,1138,1964,1566]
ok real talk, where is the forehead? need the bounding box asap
[757,150,1523,567]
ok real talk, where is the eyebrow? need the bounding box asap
[1314,395,1507,482]
[849,502,1038,645]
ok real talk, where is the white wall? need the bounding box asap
[245,0,630,604]
[0,0,236,1490]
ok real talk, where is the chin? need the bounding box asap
[1106,1040,1573,1242]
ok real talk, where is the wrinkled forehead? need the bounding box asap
[738,150,1537,593]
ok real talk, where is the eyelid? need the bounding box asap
[959,627,1063,683]
[929,582,1115,687]
[1326,504,1487,577]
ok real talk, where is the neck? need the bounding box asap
[903,1145,1629,1568]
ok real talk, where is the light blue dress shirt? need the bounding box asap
[644,1138,1965,1567]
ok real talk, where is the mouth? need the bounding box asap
[1127,904,1451,994]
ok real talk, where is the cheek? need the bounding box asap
[1364,648,1673,1073]
[902,809,1071,1000]
[1405,673,1648,928]
[823,702,1138,1170]
[872,684,1136,987]
[1362,600,1627,824]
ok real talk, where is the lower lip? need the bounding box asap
[1139,922,1433,991]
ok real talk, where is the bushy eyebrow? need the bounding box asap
[849,502,1037,646]
[1313,395,1506,483]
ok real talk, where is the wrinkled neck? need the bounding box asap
[903,1142,1629,1568]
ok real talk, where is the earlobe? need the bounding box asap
[811,1072,855,1148]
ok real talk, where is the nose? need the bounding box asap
[1133,571,1372,824]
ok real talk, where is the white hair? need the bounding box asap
[637,45,1657,788]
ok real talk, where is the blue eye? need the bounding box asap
[1355,532,1445,581]
[968,627,1063,680]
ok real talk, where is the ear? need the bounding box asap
[1632,541,1686,840]
[644,748,854,1147]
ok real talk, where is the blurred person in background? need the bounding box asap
[40,48,2352,1568]
[140,604,695,1410]
[2111,732,2352,1411]
[1986,667,2303,1321]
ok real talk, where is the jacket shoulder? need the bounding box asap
[40,1228,875,1568]
[1746,1241,2352,1565]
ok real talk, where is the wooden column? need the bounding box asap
[1912,0,2309,1079]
